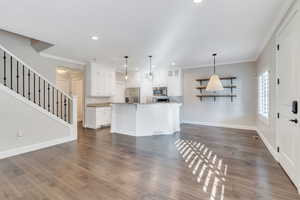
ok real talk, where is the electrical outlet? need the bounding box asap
[17,130,23,138]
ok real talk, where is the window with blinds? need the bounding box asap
[258,71,269,119]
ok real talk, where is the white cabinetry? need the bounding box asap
[86,63,115,97]
[86,107,111,129]
[153,69,167,87]
[151,68,182,96]
[125,72,140,88]
[167,69,182,96]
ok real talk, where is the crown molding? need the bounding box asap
[255,0,295,60]
[181,58,256,69]
[40,52,86,66]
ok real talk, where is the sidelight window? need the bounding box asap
[258,71,269,119]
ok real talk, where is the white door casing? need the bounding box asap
[276,7,300,192]
[71,79,83,122]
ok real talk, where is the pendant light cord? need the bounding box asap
[124,56,128,77]
[214,55,216,74]
[213,53,217,74]
[149,55,152,75]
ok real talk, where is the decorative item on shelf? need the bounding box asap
[206,53,224,91]
[124,56,129,80]
[148,55,153,80]
[196,76,237,102]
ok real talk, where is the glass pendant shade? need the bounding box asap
[206,74,224,91]
[148,55,153,80]
[148,72,153,80]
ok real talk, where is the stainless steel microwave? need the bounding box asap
[153,87,168,96]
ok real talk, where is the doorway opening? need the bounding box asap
[56,66,84,122]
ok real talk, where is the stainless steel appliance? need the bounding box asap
[154,96,170,103]
[125,88,140,103]
[153,87,168,96]
[153,87,169,103]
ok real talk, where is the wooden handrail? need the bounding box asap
[0,44,73,124]
[0,44,72,99]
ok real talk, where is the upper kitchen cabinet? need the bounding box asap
[125,71,140,88]
[86,63,115,97]
[167,68,182,96]
[152,69,168,87]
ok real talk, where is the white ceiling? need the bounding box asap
[0,0,293,69]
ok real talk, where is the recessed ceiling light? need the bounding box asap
[91,36,99,40]
[57,69,67,74]
[193,0,203,4]
[171,62,176,66]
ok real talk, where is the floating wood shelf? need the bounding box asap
[196,94,237,102]
[196,76,237,82]
[196,86,237,90]
[196,95,237,98]
[195,76,237,102]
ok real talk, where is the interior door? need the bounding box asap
[276,10,300,187]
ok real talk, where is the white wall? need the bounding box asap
[0,30,79,159]
[256,0,299,155]
[256,36,277,148]
[182,62,257,129]
[0,30,83,84]
[256,2,300,191]
[0,84,76,159]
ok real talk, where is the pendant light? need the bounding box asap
[206,53,224,91]
[148,55,153,80]
[124,56,128,80]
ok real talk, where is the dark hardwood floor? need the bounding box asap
[0,124,299,200]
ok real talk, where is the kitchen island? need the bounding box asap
[111,103,181,136]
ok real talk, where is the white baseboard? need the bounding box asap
[256,128,278,161]
[182,121,279,162]
[111,129,176,137]
[0,136,76,160]
[182,121,257,131]
[111,129,137,137]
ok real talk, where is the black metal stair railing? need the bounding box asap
[0,47,73,124]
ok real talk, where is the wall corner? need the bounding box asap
[71,95,78,140]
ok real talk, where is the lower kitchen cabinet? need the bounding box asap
[86,107,112,129]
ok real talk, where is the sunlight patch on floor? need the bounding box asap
[175,139,227,200]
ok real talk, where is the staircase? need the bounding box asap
[0,43,77,159]
[0,44,74,124]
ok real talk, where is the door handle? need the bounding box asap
[292,101,298,114]
[289,119,298,124]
